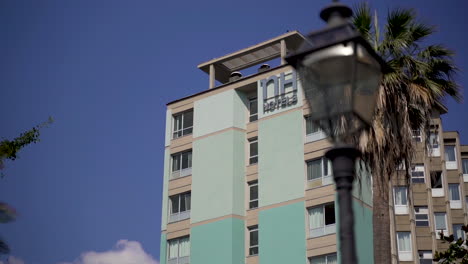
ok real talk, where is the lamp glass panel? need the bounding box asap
[298,42,380,141]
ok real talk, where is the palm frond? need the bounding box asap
[353,2,372,43]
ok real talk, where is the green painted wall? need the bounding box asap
[258,110,305,207]
[191,130,245,223]
[160,233,167,264]
[335,197,374,263]
[353,200,374,264]
[193,89,246,138]
[353,161,372,207]
[191,218,244,264]
[161,148,170,230]
[259,201,306,264]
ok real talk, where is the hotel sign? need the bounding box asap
[260,71,298,113]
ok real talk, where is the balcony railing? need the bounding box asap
[169,210,191,223]
[168,256,190,264]
[310,224,336,238]
[305,131,326,143]
[171,168,192,179]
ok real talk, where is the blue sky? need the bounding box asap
[0,0,467,263]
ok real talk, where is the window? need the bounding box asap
[430,171,444,197]
[463,159,468,174]
[173,110,193,139]
[249,98,258,122]
[418,251,433,264]
[414,207,429,227]
[411,164,425,183]
[449,184,462,209]
[453,224,465,241]
[248,225,258,256]
[397,232,413,261]
[310,253,337,264]
[305,116,325,143]
[429,132,440,156]
[169,192,191,222]
[167,236,190,264]
[249,138,258,165]
[445,145,457,169]
[248,181,258,209]
[463,159,468,182]
[412,129,422,142]
[171,151,192,178]
[394,187,408,215]
[307,157,332,186]
[434,212,448,237]
[308,203,336,237]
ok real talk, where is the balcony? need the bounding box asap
[172,168,192,179]
[310,224,336,238]
[305,131,326,143]
[168,256,190,264]
[169,211,191,223]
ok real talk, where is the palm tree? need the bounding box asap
[351,4,461,264]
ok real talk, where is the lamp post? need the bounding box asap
[285,1,385,263]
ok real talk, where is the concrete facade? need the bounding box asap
[160,31,373,264]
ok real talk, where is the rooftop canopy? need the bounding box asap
[198,31,306,85]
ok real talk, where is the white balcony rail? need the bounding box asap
[310,224,336,238]
[395,205,409,215]
[450,200,462,209]
[446,161,457,170]
[464,174,468,182]
[171,168,192,179]
[305,131,326,143]
[398,251,413,261]
[168,256,190,264]
[430,147,440,157]
[432,188,444,197]
[322,175,333,186]
[169,210,191,223]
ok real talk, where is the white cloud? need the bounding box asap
[59,240,159,264]
[0,256,25,264]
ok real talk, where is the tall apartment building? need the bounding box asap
[159,31,373,264]
[390,122,468,263]
[159,31,468,264]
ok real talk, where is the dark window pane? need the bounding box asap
[180,194,186,212]
[305,117,320,135]
[307,159,322,180]
[250,184,258,200]
[250,141,258,157]
[249,98,258,116]
[249,201,258,209]
[431,171,443,188]
[184,111,193,129]
[172,154,181,171]
[415,215,428,220]
[249,247,258,255]
[181,151,192,169]
[249,156,258,164]
[170,196,179,214]
[416,221,429,227]
[185,193,191,211]
[250,230,258,246]
[183,127,193,136]
[323,158,329,176]
[412,178,425,183]
[324,204,335,225]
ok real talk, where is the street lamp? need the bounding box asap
[285,1,384,263]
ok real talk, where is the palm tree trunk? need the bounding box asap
[373,179,391,264]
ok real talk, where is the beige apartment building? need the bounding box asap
[390,110,468,263]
